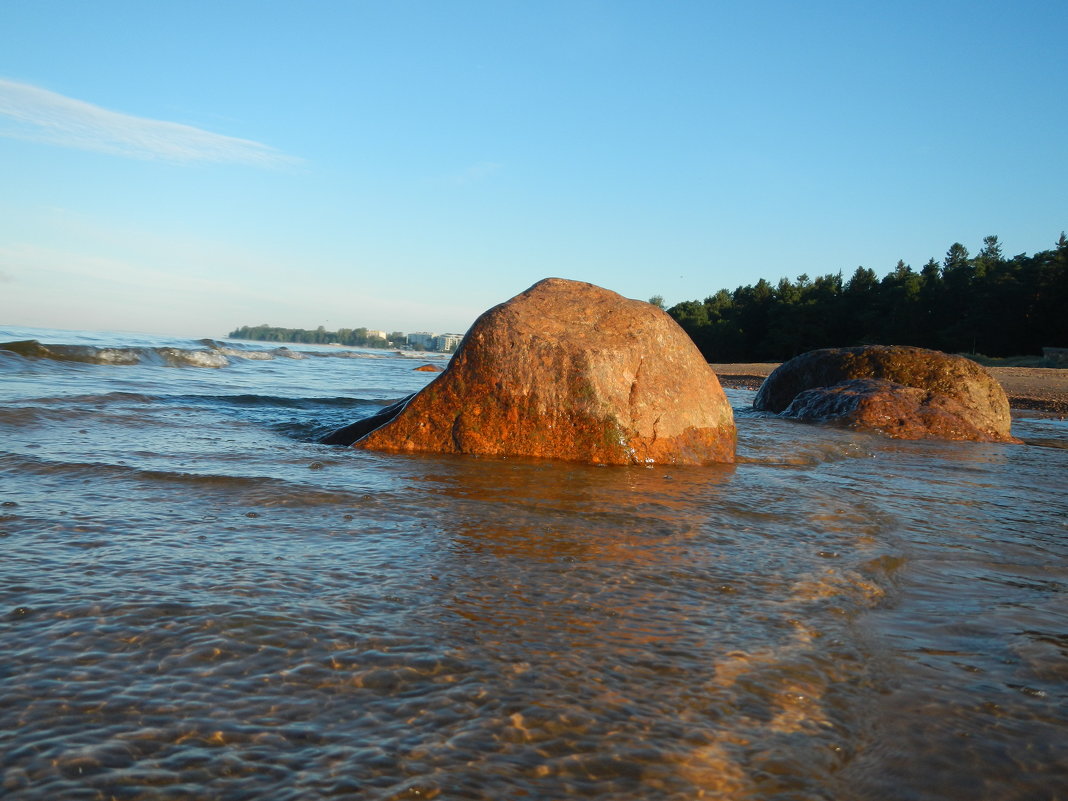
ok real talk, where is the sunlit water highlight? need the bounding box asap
[1,326,1066,800]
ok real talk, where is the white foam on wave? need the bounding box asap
[271,349,306,359]
[80,347,142,365]
[156,348,231,368]
[218,347,275,361]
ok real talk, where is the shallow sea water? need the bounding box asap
[1,326,1066,800]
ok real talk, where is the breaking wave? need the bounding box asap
[1,338,450,369]
[1,339,236,368]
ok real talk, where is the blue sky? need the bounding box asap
[1,1,1065,338]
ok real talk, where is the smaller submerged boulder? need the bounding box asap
[347,278,737,464]
[754,346,1017,442]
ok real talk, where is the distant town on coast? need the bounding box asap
[228,324,464,353]
[231,232,1067,362]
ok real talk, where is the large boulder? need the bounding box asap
[754,346,1017,442]
[350,278,736,464]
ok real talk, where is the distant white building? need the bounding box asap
[433,333,464,352]
[406,332,436,350]
[366,330,388,341]
[405,331,463,351]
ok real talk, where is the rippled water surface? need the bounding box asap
[2,326,1066,800]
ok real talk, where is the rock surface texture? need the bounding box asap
[353,278,736,464]
[754,346,1017,442]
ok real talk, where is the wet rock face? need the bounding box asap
[320,395,414,446]
[354,278,736,464]
[782,378,1009,441]
[755,346,1017,442]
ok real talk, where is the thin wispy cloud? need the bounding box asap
[0,78,296,166]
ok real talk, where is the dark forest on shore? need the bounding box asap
[663,233,1068,363]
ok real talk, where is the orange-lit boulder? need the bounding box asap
[413,364,443,372]
[352,278,736,464]
[754,346,1017,442]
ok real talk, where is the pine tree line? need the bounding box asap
[665,233,1068,362]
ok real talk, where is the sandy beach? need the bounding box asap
[711,363,1068,417]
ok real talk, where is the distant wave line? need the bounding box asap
[0,339,425,368]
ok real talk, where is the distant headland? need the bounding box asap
[228,325,465,353]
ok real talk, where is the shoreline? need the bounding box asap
[710,363,1068,418]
